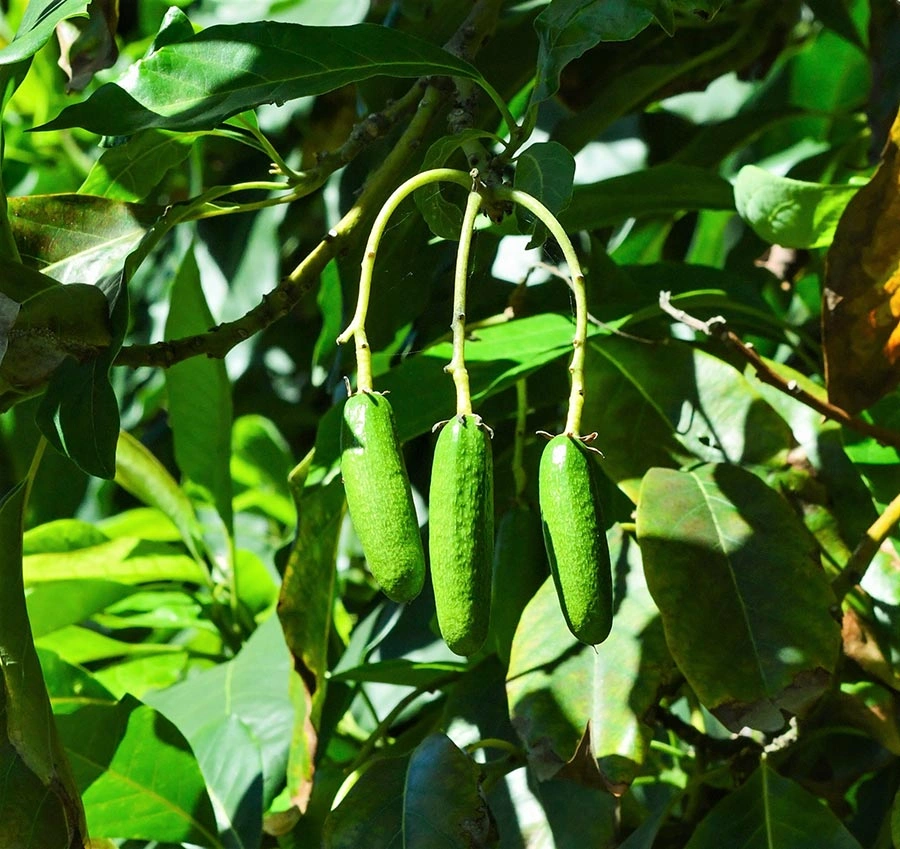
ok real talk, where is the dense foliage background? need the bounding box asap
[2,0,900,846]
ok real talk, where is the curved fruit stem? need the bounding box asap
[337,167,471,393]
[446,183,484,416]
[493,186,588,436]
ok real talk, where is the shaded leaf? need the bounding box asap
[322,755,407,849]
[403,733,497,848]
[25,579,134,638]
[41,22,487,134]
[685,762,862,849]
[806,0,866,50]
[560,165,734,232]
[330,659,466,687]
[532,0,658,104]
[507,528,672,790]
[40,649,117,716]
[582,336,793,501]
[822,110,900,413]
[55,0,119,92]
[514,140,576,247]
[56,694,222,846]
[146,614,293,812]
[734,165,859,249]
[636,464,841,732]
[0,481,85,846]
[278,477,345,811]
[165,245,234,530]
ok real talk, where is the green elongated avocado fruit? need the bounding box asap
[340,391,425,602]
[538,434,613,645]
[489,503,548,663]
[428,414,494,656]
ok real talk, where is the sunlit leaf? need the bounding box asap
[41,22,488,134]
[734,165,859,249]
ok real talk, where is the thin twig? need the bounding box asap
[658,291,900,451]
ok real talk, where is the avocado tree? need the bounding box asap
[1,0,899,847]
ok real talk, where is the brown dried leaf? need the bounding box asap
[823,109,900,413]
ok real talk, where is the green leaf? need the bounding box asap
[23,519,109,554]
[403,733,496,848]
[23,536,209,585]
[330,659,466,687]
[582,336,793,501]
[231,414,295,526]
[685,762,863,849]
[146,615,293,811]
[36,626,187,665]
[806,0,866,51]
[40,649,117,716]
[532,0,658,104]
[414,129,499,240]
[79,130,197,201]
[8,194,161,284]
[734,165,859,249]
[0,0,89,66]
[322,755,408,849]
[56,694,222,847]
[636,464,842,731]
[115,429,206,561]
[25,579,134,638]
[506,527,672,790]
[278,477,345,810]
[514,140,576,246]
[0,480,86,845]
[41,22,488,134]
[560,164,735,232]
[164,245,234,530]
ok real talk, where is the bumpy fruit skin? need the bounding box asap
[341,392,425,602]
[539,434,612,645]
[490,504,548,663]
[428,415,494,656]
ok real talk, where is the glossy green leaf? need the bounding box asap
[231,414,295,525]
[685,762,862,849]
[414,129,499,240]
[734,165,859,249]
[278,477,345,810]
[23,519,109,553]
[115,429,206,560]
[40,649,117,716]
[330,659,466,687]
[8,194,161,284]
[56,694,222,846]
[23,536,208,585]
[322,755,408,849]
[0,0,89,66]
[41,22,487,134]
[532,0,658,103]
[514,140,576,246]
[79,130,197,201]
[636,465,842,731]
[146,614,293,810]
[93,654,194,700]
[0,481,86,845]
[25,579,134,638]
[507,528,672,789]
[165,245,234,529]
[582,336,793,501]
[560,165,735,232]
[403,733,496,848]
[36,626,186,665]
